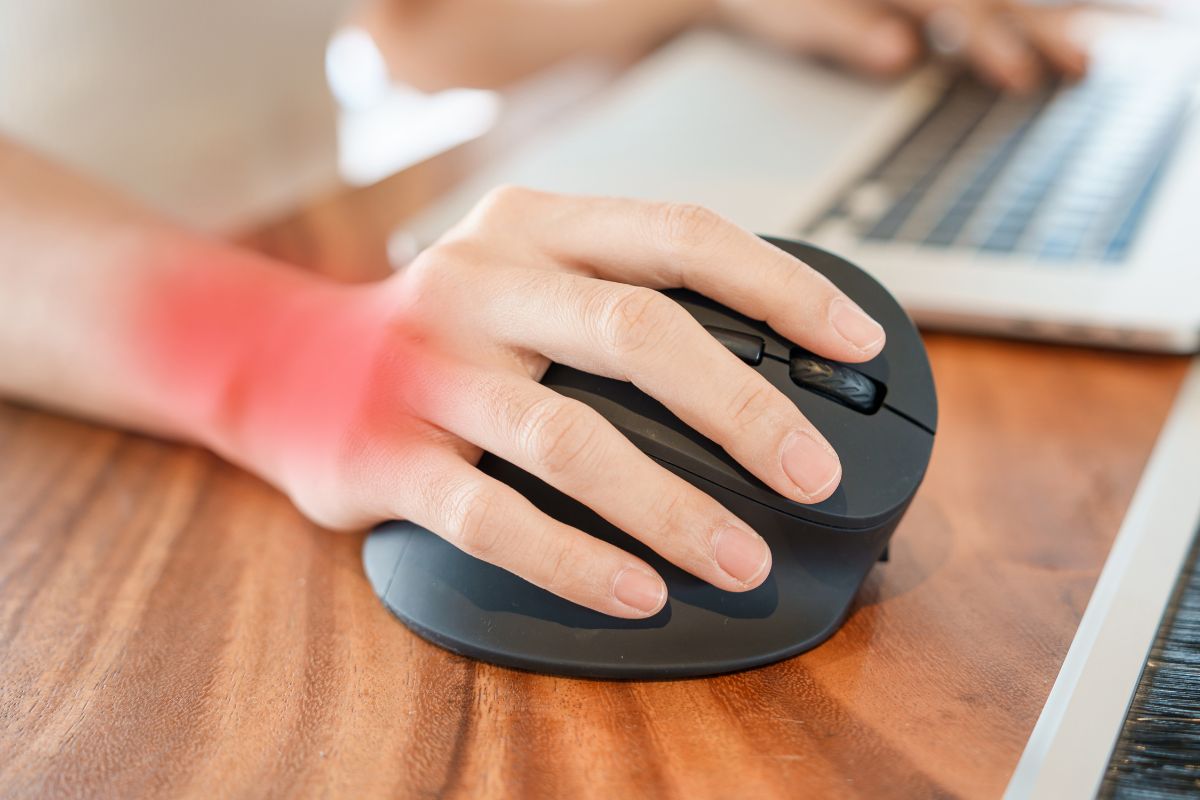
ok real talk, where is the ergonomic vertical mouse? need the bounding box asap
[364,238,937,679]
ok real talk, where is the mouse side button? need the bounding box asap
[704,325,765,365]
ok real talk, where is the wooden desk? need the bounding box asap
[0,153,1190,798]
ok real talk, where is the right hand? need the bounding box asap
[239,188,886,618]
[715,0,1089,92]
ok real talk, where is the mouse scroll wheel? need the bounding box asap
[789,349,884,414]
[704,326,764,366]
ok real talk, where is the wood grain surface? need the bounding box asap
[0,155,1191,799]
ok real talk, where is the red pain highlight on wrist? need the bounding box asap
[125,253,439,483]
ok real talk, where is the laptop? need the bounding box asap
[398,12,1200,353]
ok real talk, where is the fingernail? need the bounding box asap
[714,525,771,586]
[613,567,666,614]
[829,298,885,352]
[782,431,841,500]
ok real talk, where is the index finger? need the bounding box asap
[459,187,886,363]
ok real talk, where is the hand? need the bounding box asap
[229,188,885,619]
[715,0,1088,91]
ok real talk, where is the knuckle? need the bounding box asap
[539,539,581,594]
[403,241,476,300]
[647,488,691,545]
[777,254,830,300]
[775,264,824,321]
[726,376,777,436]
[474,184,536,220]
[429,239,482,273]
[653,202,723,250]
[398,249,440,295]
[778,260,808,298]
[516,396,601,477]
[597,286,677,359]
[440,479,505,560]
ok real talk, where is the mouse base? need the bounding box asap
[364,460,904,680]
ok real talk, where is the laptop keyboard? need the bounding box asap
[806,61,1196,264]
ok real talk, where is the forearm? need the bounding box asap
[362,0,713,91]
[0,138,365,481]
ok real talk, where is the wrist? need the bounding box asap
[200,277,396,494]
[125,237,385,488]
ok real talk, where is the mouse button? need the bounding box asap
[763,238,937,433]
[669,289,794,359]
[664,289,787,355]
[880,343,937,433]
[543,364,876,527]
[704,326,764,365]
[543,365,748,481]
[755,357,932,526]
[840,407,933,522]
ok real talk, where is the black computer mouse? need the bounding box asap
[364,238,937,679]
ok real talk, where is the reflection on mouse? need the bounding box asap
[364,238,937,679]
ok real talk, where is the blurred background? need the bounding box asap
[0,0,636,233]
[3,0,1198,352]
